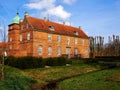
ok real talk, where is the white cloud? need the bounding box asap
[24,0,71,20]
[25,0,55,10]
[42,5,71,20]
[63,0,76,5]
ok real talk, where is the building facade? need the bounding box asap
[7,12,89,58]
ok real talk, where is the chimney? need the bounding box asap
[79,26,82,29]
[63,22,65,25]
[24,12,29,17]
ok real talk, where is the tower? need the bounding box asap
[8,12,21,56]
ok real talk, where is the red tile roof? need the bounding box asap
[27,16,88,38]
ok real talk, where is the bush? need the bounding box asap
[5,56,71,69]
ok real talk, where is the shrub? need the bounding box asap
[5,56,71,69]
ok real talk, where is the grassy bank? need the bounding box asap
[58,67,120,90]
[23,63,101,89]
[0,66,36,90]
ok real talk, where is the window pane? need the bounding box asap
[38,46,42,55]
[58,47,61,55]
[20,34,22,41]
[48,47,52,55]
[48,34,52,41]
[27,32,30,40]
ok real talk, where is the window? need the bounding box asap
[66,47,71,55]
[57,35,61,42]
[27,32,30,40]
[48,34,52,41]
[10,26,12,30]
[67,37,70,45]
[74,31,78,35]
[74,48,78,55]
[10,37,12,42]
[10,45,12,50]
[74,38,78,44]
[58,47,61,55]
[20,34,22,41]
[48,47,52,55]
[38,46,42,55]
[49,26,54,31]
[82,39,84,44]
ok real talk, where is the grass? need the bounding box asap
[58,67,120,90]
[0,66,36,90]
[22,62,101,89]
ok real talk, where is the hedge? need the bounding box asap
[5,56,72,69]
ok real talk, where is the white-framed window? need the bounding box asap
[74,31,78,35]
[20,34,22,41]
[74,48,78,55]
[10,37,12,42]
[57,35,61,42]
[48,34,52,41]
[38,46,42,55]
[48,47,52,55]
[49,26,54,31]
[74,38,78,44]
[10,45,12,50]
[66,47,71,55]
[27,32,30,41]
[82,39,84,44]
[67,37,70,45]
[58,47,61,55]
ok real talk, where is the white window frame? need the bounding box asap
[74,48,78,55]
[57,35,61,42]
[27,32,30,41]
[48,34,52,41]
[20,34,22,41]
[49,26,54,31]
[48,47,52,55]
[38,46,42,55]
[67,37,70,45]
[66,47,71,55]
[74,38,78,44]
[82,39,84,44]
[58,47,61,56]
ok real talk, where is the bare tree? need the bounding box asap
[0,23,7,80]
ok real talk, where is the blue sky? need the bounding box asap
[0,0,120,41]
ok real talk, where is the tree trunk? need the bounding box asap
[1,55,4,80]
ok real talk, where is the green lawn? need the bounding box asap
[58,68,120,90]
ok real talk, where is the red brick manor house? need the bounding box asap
[1,12,89,58]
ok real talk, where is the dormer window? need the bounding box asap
[74,31,78,35]
[49,26,54,31]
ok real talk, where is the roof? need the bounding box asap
[12,13,20,24]
[26,16,88,38]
